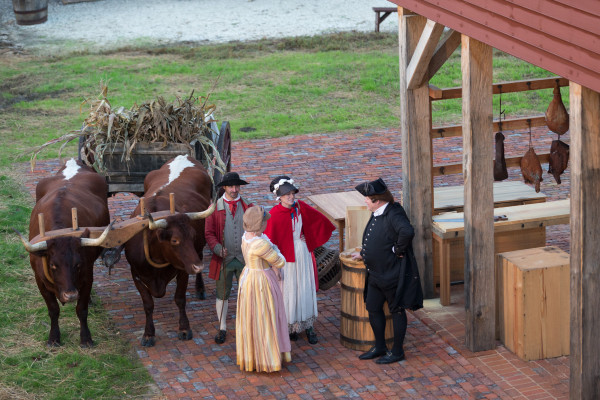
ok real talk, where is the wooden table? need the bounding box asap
[432,199,570,306]
[308,181,546,253]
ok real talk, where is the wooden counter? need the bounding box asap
[432,199,570,305]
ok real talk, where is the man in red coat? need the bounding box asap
[264,176,335,344]
[205,172,253,344]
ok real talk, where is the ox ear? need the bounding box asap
[157,229,171,242]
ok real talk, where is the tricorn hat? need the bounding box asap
[355,177,388,196]
[243,205,270,232]
[217,172,249,187]
[270,175,299,198]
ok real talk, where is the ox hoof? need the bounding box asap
[80,340,95,348]
[141,336,156,347]
[178,329,193,341]
[195,291,206,300]
[46,340,62,348]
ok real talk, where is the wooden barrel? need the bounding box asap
[339,249,394,351]
[13,0,48,26]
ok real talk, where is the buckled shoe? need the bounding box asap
[375,351,405,364]
[358,346,388,360]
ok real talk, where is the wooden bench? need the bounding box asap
[432,199,570,306]
[373,7,397,32]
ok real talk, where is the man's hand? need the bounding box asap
[220,247,228,258]
[350,251,362,260]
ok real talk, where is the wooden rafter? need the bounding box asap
[427,30,461,80]
[406,19,446,89]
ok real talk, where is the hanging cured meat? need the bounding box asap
[493,131,508,181]
[520,147,543,192]
[545,83,569,135]
[548,139,569,184]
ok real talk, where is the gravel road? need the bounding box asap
[0,0,398,54]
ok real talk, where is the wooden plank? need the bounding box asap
[430,77,570,101]
[433,152,550,177]
[431,115,547,138]
[434,181,545,213]
[406,19,445,89]
[308,191,365,222]
[462,35,495,351]
[345,206,371,250]
[432,199,571,239]
[427,30,461,80]
[400,9,435,298]
[398,8,434,298]
[569,83,600,399]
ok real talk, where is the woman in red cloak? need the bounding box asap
[264,176,335,344]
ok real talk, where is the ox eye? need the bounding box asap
[171,239,180,246]
[50,264,57,270]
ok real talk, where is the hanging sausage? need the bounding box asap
[520,120,543,192]
[548,137,569,184]
[545,80,569,135]
[494,131,508,181]
[493,86,508,181]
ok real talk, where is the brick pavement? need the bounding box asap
[22,127,570,399]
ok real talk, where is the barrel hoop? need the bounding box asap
[341,263,365,274]
[340,283,363,293]
[341,311,392,322]
[340,335,393,346]
[14,6,48,15]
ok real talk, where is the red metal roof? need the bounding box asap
[389,0,600,92]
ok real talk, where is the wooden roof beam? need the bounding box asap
[431,115,547,138]
[427,30,461,80]
[406,19,446,89]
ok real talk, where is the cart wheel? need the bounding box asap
[214,121,232,185]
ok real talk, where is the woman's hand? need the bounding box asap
[350,251,362,260]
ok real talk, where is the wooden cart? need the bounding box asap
[78,120,232,197]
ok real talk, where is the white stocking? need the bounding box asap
[216,299,228,331]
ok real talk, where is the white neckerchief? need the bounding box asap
[222,193,241,202]
[373,202,388,217]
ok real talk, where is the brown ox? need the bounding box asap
[124,155,214,347]
[16,159,111,347]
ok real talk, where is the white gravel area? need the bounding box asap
[0,0,399,54]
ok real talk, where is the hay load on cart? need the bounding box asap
[32,84,231,196]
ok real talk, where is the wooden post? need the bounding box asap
[38,213,45,236]
[399,8,434,298]
[140,197,145,217]
[461,35,495,351]
[169,193,175,214]
[569,83,600,399]
[71,207,78,230]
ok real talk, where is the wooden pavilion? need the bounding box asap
[386,1,600,398]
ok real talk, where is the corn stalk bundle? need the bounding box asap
[31,83,227,183]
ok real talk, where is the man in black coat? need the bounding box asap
[351,178,423,364]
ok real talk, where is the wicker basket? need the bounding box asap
[314,246,341,291]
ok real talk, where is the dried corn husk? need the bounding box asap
[31,83,226,182]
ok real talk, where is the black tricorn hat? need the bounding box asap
[217,172,249,187]
[355,177,388,196]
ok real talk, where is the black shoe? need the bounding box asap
[358,346,388,360]
[305,328,318,344]
[375,351,405,364]
[289,332,299,341]
[214,330,226,344]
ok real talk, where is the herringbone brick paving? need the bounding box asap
[23,127,570,399]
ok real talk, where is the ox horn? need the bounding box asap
[81,220,116,247]
[186,201,216,220]
[13,228,48,253]
[147,212,168,230]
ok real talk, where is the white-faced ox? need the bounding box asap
[124,155,214,347]
[16,159,111,347]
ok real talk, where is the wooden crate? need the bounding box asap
[496,246,570,361]
[433,226,546,285]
